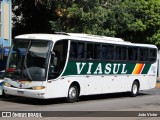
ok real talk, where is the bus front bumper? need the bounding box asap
[4,86,47,99]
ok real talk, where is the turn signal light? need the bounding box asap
[4,82,11,87]
[32,86,45,90]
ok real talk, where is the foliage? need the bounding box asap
[12,0,53,37]
[12,0,160,48]
[119,0,160,46]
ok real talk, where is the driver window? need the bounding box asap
[48,40,68,79]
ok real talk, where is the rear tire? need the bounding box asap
[130,81,139,97]
[67,85,78,103]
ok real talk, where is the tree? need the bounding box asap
[49,0,116,36]
[110,0,160,46]
[12,0,160,48]
[12,0,53,37]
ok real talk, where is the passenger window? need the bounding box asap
[139,48,148,62]
[102,45,114,60]
[94,44,101,59]
[70,42,85,59]
[149,49,157,62]
[77,42,85,59]
[128,47,138,61]
[70,42,77,59]
[115,46,127,60]
[87,44,94,59]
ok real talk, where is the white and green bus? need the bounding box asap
[4,33,157,102]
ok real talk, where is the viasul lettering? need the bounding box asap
[76,62,128,75]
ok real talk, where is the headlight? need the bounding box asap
[4,82,11,87]
[32,86,45,90]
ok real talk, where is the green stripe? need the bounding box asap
[141,64,151,74]
[62,61,151,76]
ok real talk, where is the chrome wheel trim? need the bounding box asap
[132,84,138,95]
[69,87,77,99]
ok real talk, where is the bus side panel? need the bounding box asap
[45,79,69,98]
[135,62,157,91]
[102,74,155,94]
[146,62,157,89]
[45,63,157,99]
[45,76,87,98]
[134,76,148,90]
[83,76,103,95]
[138,76,156,90]
[147,76,157,89]
[102,75,133,93]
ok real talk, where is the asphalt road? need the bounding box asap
[0,88,160,120]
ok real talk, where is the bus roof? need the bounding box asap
[15,33,123,42]
[15,33,157,49]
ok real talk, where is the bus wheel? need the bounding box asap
[130,81,139,97]
[67,85,78,103]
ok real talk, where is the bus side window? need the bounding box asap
[115,46,127,61]
[121,47,127,60]
[77,42,85,59]
[139,48,149,62]
[115,46,121,60]
[48,56,56,79]
[102,45,114,60]
[86,43,93,59]
[102,45,107,60]
[94,44,101,59]
[70,42,85,59]
[108,45,114,60]
[128,48,138,61]
[70,42,77,59]
[149,49,157,62]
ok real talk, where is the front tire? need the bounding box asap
[130,81,139,97]
[67,85,78,103]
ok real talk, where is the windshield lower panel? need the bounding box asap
[6,39,51,81]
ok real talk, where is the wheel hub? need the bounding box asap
[69,87,76,99]
[133,84,138,94]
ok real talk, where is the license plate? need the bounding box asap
[17,91,24,94]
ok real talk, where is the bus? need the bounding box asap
[3,33,157,102]
[0,48,9,73]
[0,47,9,96]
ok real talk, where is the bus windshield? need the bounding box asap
[6,39,51,81]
